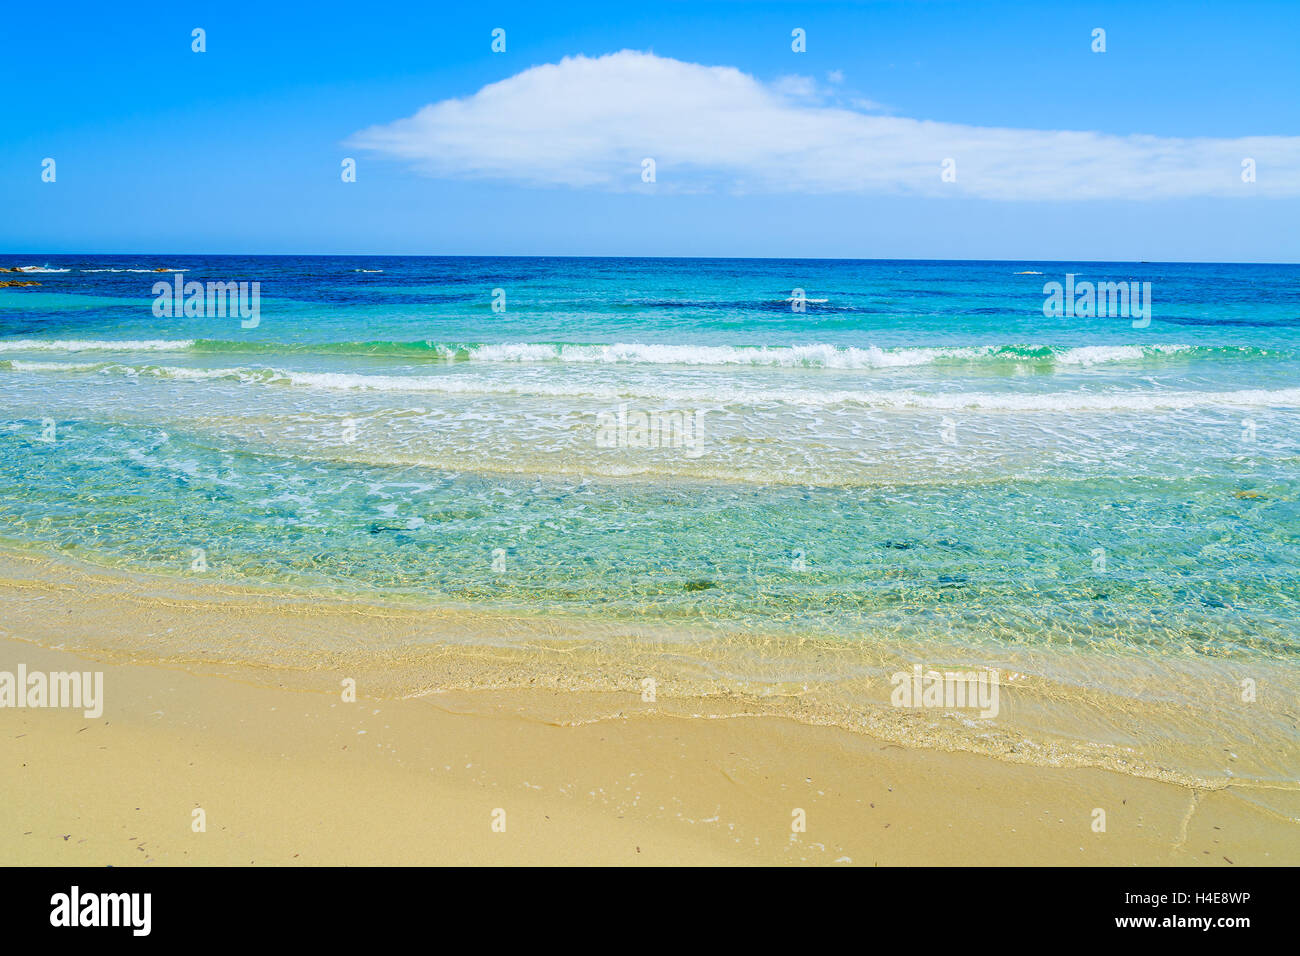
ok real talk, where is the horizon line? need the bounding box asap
[4,252,1299,266]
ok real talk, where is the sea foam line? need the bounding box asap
[0,339,196,353]
[0,338,1270,368]
[5,359,1300,411]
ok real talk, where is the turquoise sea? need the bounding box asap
[2,255,1298,785]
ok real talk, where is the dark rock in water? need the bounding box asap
[937,574,968,586]
[1091,593,1109,600]
[684,579,716,591]
[881,540,913,550]
[368,522,408,534]
[1202,598,1228,608]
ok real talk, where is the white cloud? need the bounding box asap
[347,50,1300,200]
[771,74,822,100]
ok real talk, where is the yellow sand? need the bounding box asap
[0,551,1295,865]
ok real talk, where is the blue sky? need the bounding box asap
[2,0,1297,260]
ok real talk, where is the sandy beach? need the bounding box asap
[2,548,1294,866]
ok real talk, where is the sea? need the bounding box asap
[2,255,1297,793]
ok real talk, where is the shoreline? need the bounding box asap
[0,545,1295,789]
[1,546,1297,865]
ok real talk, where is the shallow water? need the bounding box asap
[2,255,1298,787]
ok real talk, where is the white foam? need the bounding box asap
[464,342,983,367]
[0,339,196,353]
[452,342,1207,369]
[4,360,106,372]
[1055,344,1192,365]
[8,358,1296,412]
[0,338,1220,369]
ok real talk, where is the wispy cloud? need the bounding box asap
[348,50,1300,200]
